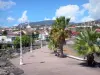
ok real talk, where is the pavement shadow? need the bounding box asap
[23,62,33,65]
[78,62,100,68]
[23,61,46,65]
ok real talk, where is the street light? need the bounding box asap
[26,21,33,52]
[39,32,43,48]
[20,23,24,65]
[41,34,43,48]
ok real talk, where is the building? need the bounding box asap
[39,29,49,40]
[0,36,16,43]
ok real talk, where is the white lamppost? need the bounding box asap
[84,22,86,30]
[40,33,43,48]
[39,32,43,48]
[41,39,43,48]
[20,23,23,65]
[90,26,92,31]
[26,21,33,52]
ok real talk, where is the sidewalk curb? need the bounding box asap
[67,55,86,61]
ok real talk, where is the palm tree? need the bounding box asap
[48,26,59,55]
[74,30,100,66]
[48,16,70,57]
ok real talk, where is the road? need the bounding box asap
[10,46,100,75]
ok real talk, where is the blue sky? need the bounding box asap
[0,0,100,27]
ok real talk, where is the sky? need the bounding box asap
[0,0,100,27]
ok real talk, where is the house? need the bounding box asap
[0,30,3,35]
[0,36,11,43]
[0,35,16,43]
[0,35,16,49]
[39,29,49,40]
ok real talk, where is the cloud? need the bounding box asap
[52,17,56,20]
[13,24,18,26]
[45,5,84,22]
[0,0,16,10]
[44,17,50,20]
[44,17,56,20]
[82,3,90,10]
[81,16,94,22]
[54,5,84,22]
[83,0,100,20]
[18,10,28,23]
[7,16,15,22]
[43,0,100,22]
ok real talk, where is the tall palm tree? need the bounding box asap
[74,30,100,66]
[48,25,58,51]
[48,16,70,57]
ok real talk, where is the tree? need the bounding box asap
[13,35,33,48]
[22,35,30,47]
[32,31,39,40]
[74,30,100,66]
[2,30,7,35]
[48,16,70,57]
[48,35,58,52]
[13,37,20,48]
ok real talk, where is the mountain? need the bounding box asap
[17,20,76,28]
[17,20,55,28]
[30,20,55,26]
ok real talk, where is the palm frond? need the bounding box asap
[74,30,100,55]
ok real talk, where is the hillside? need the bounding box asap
[30,20,55,25]
[16,19,100,28]
[17,20,55,28]
[17,20,76,28]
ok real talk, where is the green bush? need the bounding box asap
[13,35,34,48]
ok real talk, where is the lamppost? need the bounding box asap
[40,33,43,48]
[39,32,43,48]
[90,26,92,31]
[26,22,33,52]
[20,23,23,65]
[41,35,43,48]
[84,22,86,30]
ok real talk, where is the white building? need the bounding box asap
[0,36,15,43]
[39,30,49,40]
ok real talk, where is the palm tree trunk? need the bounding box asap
[86,53,95,66]
[54,50,58,56]
[59,43,64,57]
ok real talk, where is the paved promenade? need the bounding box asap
[11,46,100,75]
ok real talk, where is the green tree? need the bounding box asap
[48,16,70,57]
[74,30,100,66]
[2,30,7,35]
[22,35,30,47]
[14,35,33,48]
[13,37,20,48]
[32,31,39,40]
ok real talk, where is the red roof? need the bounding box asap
[71,31,80,35]
[69,26,76,28]
[96,29,100,32]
